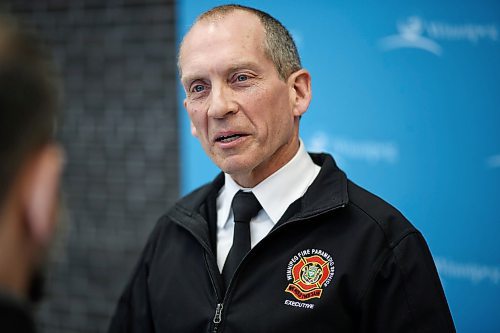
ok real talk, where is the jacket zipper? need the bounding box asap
[203,252,224,332]
[212,303,223,332]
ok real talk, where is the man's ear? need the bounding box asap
[288,69,312,117]
[22,144,64,245]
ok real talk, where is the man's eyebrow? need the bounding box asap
[181,75,194,85]
[227,61,260,73]
[181,61,261,85]
[181,74,203,86]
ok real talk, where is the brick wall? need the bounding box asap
[3,1,178,332]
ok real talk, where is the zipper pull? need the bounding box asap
[213,303,223,324]
[212,303,223,332]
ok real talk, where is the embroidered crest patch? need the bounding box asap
[285,249,335,301]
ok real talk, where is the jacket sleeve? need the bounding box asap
[108,222,162,333]
[358,232,456,333]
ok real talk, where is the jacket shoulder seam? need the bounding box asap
[349,201,417,249]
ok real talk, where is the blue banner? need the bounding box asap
[178,1,500,331]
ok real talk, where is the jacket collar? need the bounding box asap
[218,142,321,227]
[169,153,349,242]
[295,153,349,219]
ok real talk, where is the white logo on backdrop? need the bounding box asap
[435,257,500,284]
[307,132,398,165]
[379,16,498,56]
[486,154,500,169]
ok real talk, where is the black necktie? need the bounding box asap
[222,190,262,287]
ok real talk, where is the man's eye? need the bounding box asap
[236,74,248,82]
[192,85,205,92]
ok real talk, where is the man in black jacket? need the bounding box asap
[109,5,455,332]
[0,14,63,333]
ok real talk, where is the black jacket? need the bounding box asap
[0,291,36,333]
[109,153,455,332]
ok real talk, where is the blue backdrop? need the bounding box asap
[178,1,500,331]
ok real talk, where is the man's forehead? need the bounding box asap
[179,10,265,72]
[183,10,263,45]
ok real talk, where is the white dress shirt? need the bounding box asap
[216,140,321,271]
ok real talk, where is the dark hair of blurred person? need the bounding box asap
[0,13,63,333]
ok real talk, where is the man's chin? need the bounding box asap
[213,155,251,173]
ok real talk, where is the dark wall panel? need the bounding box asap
[3,1,178,332]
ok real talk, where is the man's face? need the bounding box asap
[179,11,301,187]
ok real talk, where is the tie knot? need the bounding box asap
[231,190,261,224]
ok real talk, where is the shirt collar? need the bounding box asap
[217,139,321,228]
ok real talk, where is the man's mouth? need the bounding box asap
[216,134,245,143]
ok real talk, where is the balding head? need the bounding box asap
[179,4,301,81]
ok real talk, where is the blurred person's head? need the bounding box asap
[0,14,63,304]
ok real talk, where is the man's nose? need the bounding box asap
[207,83,237,118]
